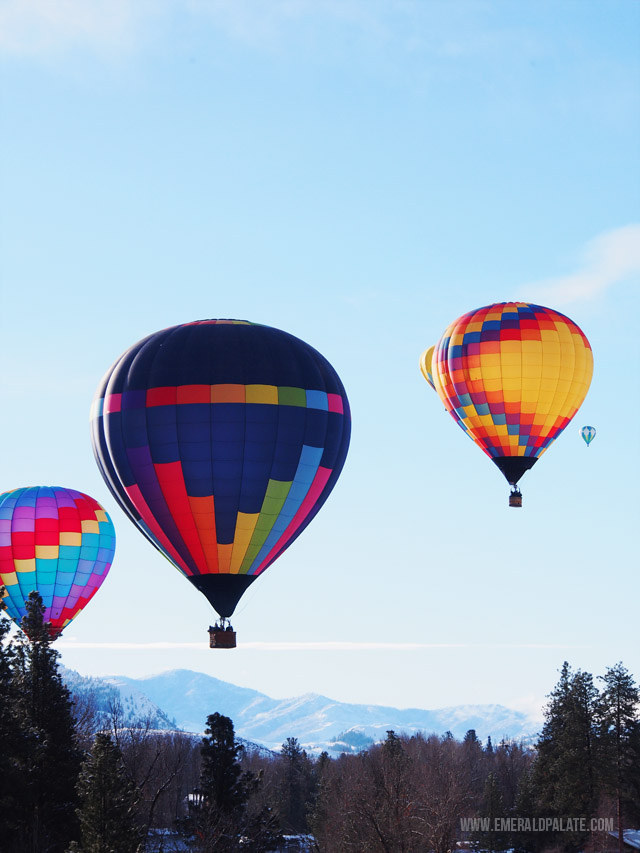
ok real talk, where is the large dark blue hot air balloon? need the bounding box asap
[91,320,350,644]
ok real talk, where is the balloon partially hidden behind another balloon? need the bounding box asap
[419,345,436,391]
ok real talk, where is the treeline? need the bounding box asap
[0,592,639,852]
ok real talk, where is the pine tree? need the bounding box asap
[9,591,82,853]
[190,712,281,852]
[68,732,143,853]
[531,662,600,851]
[512,767,542,853]
[473,772,508,853]
[279,736,309,833]
[199,712,249,817]
[461,728,485,802]
[307,752,331,842]
[0,590,21,839]
[597,663,640,853]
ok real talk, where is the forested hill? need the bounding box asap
[62,667,541,751]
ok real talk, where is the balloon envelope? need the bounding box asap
[91,319,351,619]
[430,302,593,485]
[0,486,115,637]
[419,345,436,391]
[581,425,596,446]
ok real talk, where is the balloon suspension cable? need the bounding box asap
[208,616,237,649]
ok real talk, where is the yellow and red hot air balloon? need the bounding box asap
[421,302,593,506]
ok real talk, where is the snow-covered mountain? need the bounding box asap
[62,667,177,731]
[62,667,275,756]
[70,668,541,753]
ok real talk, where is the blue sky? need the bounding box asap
[1,0,638,721]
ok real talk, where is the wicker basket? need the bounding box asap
[208,629,237,649]
[509,490,523,508]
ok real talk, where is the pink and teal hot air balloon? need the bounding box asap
[0,486,116,638]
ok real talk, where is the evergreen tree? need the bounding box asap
[531,662,600,851]
[9,591,82,853]
[512,767,542,853]
[67,732,143,853]
[473,772,508,853]
[461,728,485,803]
[190,713,280,852]
[597,663,640,852]
[199,712,250,817]
[307,751,331,841]
[279,737,311,834]
[0,591,21,839]
[316,750,330,774]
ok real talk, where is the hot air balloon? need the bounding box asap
[419,345,436,391]
[0,486,115,638]
[422,302,593,506]
[581,426,596,447]
[91,319,350,647]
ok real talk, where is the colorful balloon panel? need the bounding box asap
[0,486,115,637]
[581,425,596,446]
[91,320,351,618]
[432,302,593,484]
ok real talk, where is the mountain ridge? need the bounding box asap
[79,668,541,752]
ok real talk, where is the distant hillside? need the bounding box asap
[67,668,541,753]
[62,667,274,757]
[62,667,177,731]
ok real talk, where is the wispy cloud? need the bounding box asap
[56,639,588,651]
[0,0,484,60]
[185,0,383,48]
[0,0,373,57]
[521,224,640,306]
[0,0,158,56]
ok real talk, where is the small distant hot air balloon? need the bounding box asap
[581,426,596,447]
[91,319,351,647]
[0,486,115,638]
[421,302,593,506]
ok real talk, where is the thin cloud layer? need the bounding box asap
[0,0,368,56]
[522,224,640,306]
[54,640,588,651]
[0,0,170,56]
[0,0,488,59]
